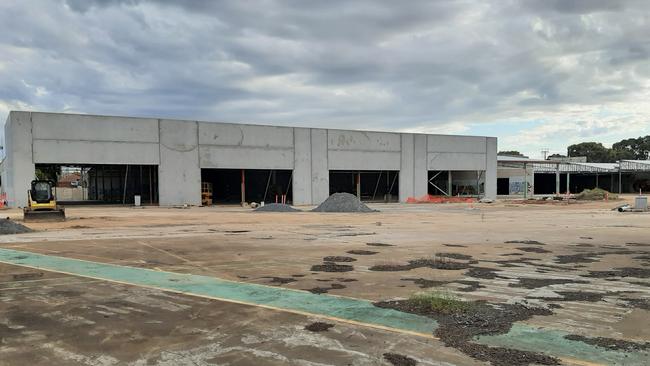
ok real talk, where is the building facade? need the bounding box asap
[2,111,497,207]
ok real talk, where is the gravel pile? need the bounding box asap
[0,219,33,235]
[312,193,377,213]
[254,203,301,212]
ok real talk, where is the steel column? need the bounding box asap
[555,164,560,195]
[241,169,246,205]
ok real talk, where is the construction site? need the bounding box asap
[0,112,649,366]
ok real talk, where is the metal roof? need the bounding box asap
[532,162,616,173]
[620,160,650,171]
[572,162,619,170]
[497,156,617,173]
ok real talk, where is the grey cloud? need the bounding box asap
[0,0,649,138]
[64,0,138,12]
[518,0,636,14]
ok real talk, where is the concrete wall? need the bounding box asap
[399,134,414,200]
[0,159,6,196]
[159,119,201,206]
[2,111,498,206]
[413,135,429,199]
[497,167,535,196]
[424,135,497,199]
[427,135,487,171]
[55,187,88,201]
[292,128,312,205]
[4,112,36,207]
[31,113,160,165]
[310,129,329,204]
[198,123,294,169]
[327,130,401,171]
[485,137,498,199]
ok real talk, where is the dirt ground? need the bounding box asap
[0,196,649,365]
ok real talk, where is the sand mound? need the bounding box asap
[312,193,377,213]
[575,188,617,201]
[254,203,301,212]
[0,219,33,235]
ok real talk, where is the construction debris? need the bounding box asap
[312,193,377,213]
[0,219,33,235]
[618,196,649,212]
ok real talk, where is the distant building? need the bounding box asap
[57,172,81,188]
[497,156,650,196]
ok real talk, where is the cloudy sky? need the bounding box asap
[1,0,649,157]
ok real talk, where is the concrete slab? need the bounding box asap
[0,198,649,365]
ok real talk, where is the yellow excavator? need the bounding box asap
[23,180,66,222]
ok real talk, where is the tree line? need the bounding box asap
[499,135,650,163]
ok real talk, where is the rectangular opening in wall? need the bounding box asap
[428,170,485,197]
[533,173,561,195]
[497,178,509,195]
[534,173,622,195]
[328,170,399,202]
[34,164,158,205]
[200,169,293,205]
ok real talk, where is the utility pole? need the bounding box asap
[541,148,549,160]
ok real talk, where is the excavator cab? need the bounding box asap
[23,180,66,222]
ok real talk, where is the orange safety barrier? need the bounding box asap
[406,194,476,204]
[0,193,6,208]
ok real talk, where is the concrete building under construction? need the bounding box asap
[1,111,497,207]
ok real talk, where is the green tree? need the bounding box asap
[498,150,526,157]
[567,142,616,163]
[547,153,566,160]
[612,136,650,160]
[34,166,58,182]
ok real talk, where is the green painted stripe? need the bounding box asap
[2,248,648,365]
[475,323,650,365]
[0,248,436,335]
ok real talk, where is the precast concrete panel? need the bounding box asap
[199,122,294,148]
[292,128,312,205]
[311,129,329,203]
[485,137,497,199]
[399,134,414,202]
[413,135,428,198]
[33,140,160,165]
[327,130,401,152]
[3,111,498,206]
[428,152,487,171]
[0,161,7,195]
[5,112,35,207]
[159,119,201,206]
[2,117,12,201]
[199,146,294,170]
[31,113,159,143]
[327,151,400,171]
[427,135,487,154]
